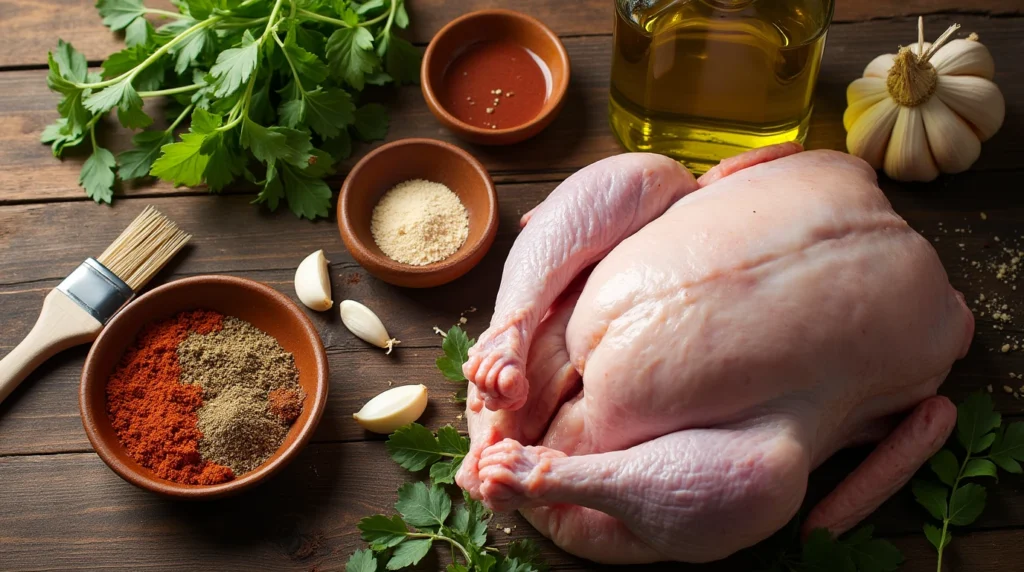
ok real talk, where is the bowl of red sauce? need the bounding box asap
[421,9,570,145]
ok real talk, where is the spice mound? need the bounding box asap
[106,311,305,484]
[370,179,469,266]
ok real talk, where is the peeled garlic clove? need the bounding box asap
[931,38,995,79]
[863,53,896,78]
[936,75,1006,141]
[884,106,938,182]
[340,300,400,353]
[294,250,333,311]
[921,97,981,174]
[844,77,888,131]
[847,97,899,169]
[354,384,428,434]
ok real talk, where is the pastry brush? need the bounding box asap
[0,206,191,405]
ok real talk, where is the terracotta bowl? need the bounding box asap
[338,138,498,288]
[421,9,570,145]
[79,275,329,499]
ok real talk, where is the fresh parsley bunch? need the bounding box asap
[349,422,548,572]
[43,0,420,218]
[913,392,1024,570]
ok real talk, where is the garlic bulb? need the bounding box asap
[845,17,1005,182]
[353,384,428,434]
[340,299,400,353]
[294,250,333,311]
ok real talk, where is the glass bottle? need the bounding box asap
[609,0,834,173]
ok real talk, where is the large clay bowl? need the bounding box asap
[79,275,329,499]
[338,138,498,288]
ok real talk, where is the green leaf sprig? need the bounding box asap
[436,325,475,403]
[44,0,420,217]
[349,423,547,572]
[755,518,901,572]
[913,392,1024,571]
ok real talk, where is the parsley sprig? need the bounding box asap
[913,392,1024,571]
[43,0,420,217]
[436,325,475,403]
[348,423,548,572]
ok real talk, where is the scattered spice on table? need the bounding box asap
[371,179,469,265]
[106,311,304,484]
[441,40,549,130]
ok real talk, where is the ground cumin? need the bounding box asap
[370,179,469,266]
[106,310,233,485]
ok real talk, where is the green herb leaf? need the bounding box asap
[118,130,173,180]
[283,36,329,86]
[386,539,432,570]
[957,392,1001,454]
[801,528,855,572]
[150,132,211,186]
[169,26,213,75]
[380,32,420,85]
[210,30,260,97]
[437,326,475,382]
[429,461,458,486]
[912,479,948,521]
[447,565,469,572]
[353,103,389,141]
[240,117,313,167]
[345,548,378,572]
[303,87,355,138]
[124,17,153,47]
[204,133,245,192]
[843,526,902,572]
[321,129,352,161]
[96,0,145,31]
[80,146,117,204]
[395,482,451,528]
[326,27,379,90]
[963,458,999,480]
[40,118,86,157]
[923,523,944,551]
[929,449,959,487]
[279,161,333,219]
[450,495,489,548]
[394,0,409,28]
[358,514,408,549]
[387,423,443,471]
[989,422,1024,473]
[947,483,986,526]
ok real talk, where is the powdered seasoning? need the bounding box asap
[370,179,469,265]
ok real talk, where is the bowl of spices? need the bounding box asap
[79,275,328,499]
[421,9,570,145]
[338,138,498,288]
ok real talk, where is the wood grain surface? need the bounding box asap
[1,0,1023,571]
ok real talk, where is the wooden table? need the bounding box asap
[1,1,1022,570]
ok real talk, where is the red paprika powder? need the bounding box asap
[106,309,234,485]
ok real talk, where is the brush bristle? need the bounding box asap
[96,206,191,291]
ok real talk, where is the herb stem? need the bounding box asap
[363,0,396,27]
[296,8,351,27]
[144,8,183,18]
[274,31,305,92]
[938,446,977,571]
[376,0,398,39]
[137,83,202,98]
[217,16,270,29]
[406,532,472,563]
[166,104,194,133]
[89,123,98,150]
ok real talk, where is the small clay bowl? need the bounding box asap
[421,9,570,145]
[79,275,329,499]
[338,138,498,288]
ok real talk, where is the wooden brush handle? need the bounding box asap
[0,290,103,405]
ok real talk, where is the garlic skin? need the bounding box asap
[340,300,400,353]
[294,250,333,311]
[353,384,428,434]
[845,18,1005,182]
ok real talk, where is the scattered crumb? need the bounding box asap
[388,380,393,387]
[503,527,512,534]
[1004,385,1014,394]
[981,212,988,220]
[987,384,994,393]
[459,316,468,325]
[485,107,494,114]
[1003,344,1012,353]
[433,326,447,337]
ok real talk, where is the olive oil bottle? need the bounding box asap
[610,0,833,173]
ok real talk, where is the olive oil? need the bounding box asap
[610,0,833,173]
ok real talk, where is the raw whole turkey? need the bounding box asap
[457,143,974,564]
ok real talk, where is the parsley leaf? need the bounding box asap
[210,30,260,97]
[345,549,378,572]
[380,32,420,85]
[957,392,1001,453]
[124,17,153,48]
[396,482,451,528]
[386,422,444,471]
[326,27,378,90]
[353,103,390,141]
[437,326,475,382]
[387,539,432,570]
[303,87,355,138]
[947,483,986,526]
[41,118,86,157]
[358,514,408,550]
[150,131,210,186]
[96,0,145,31]
[240,117,313,166]
[928,449,959,487]
[989,422,1024,473]
[80,145,117,204]
[118,130,172,180]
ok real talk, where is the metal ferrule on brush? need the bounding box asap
[56,258,135,325]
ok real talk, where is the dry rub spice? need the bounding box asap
[370,179,469,266]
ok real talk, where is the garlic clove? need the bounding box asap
[340,299,400,353]
[353,384,428,434]
[844,78,888,131]
[863,53,896,78]
[884,106,939,182]
[931,38,995,79]
[921,97,981,174]
[847,97,899,169]
[936,76,1006,141]
[294,250,333,311]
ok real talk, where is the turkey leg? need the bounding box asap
[463,153,698,411]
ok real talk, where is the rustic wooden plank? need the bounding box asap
[2,0,1020,68]
[1,14,1020,203]
[1,444,1023,572]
